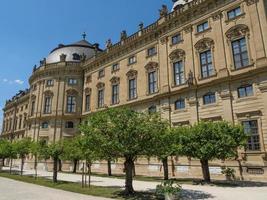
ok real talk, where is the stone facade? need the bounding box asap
[2,0,267,180]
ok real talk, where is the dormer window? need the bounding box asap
[72,53,80,61]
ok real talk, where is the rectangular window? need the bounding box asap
[238,85,253,98]
[68,78,77,85]
[98,89,104,108]
[31,101,35,116]
[129,78,137,100]
[44,96,52,114]
[173,61,184,86]
[18,117,22,130]
[172,33,182,45]
[200,50,214,78]
[46,79,54,86]
[175,99,185,110]
[98,69,105,78]
[242,120,260,151]
[67,96,76,113]
[112,84,119,105]
[203,93,216,105]
[232,37,249,69]
[227,7,241,20]
[148,71,157,94]
[147,47,157,57]
[128,56,137,65]
[197,21,209,33]
[85,95,90,112]
[112,63,119,72]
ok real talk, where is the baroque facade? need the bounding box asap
[2,0,267,180]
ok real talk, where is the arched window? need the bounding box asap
[41,122,49,129]
[65,121,74,129]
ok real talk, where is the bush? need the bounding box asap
[156,180,182,196]
[221,167,236,180]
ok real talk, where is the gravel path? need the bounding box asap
[2,167,267,199]
[0,177,112,200]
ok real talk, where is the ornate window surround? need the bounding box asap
[84,87,92,112]
[225,24,252,71]
[43,90,53,114]
[194,38,217,80]
[110,76,120,105]
[126,69,138,101]
[144,62,159,95]
[169,49,186,88]
[66,89,79,113]
[96,82,105,108]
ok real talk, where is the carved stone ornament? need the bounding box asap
[187,70,194,86]
[44,90,54,97]
[110,76,120,84]
[159,4,168,18]
[120,30,127,41]
[126,69,138,79]
[66,89,79,95]
[194,38,215,52]
[184,25,193,34]
[105,39,112,49]
[144,62,158,71]
[169,49,185,61]
[225,24,249,40]
[31,95,36,100]
[84,87,92,94]
[245,0,259,6]
[60,54,67,62]
[212,11,222,21]
[96,82,105,89]
[219,90,231,99]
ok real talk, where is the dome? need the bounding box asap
[46,39,100,64]
[172,0,193,11]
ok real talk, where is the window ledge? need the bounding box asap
[127,97,138,101]
[235,96,257,103]
[230,63,254,72]
[198,73,217,81]
[169,40,184,47]
[171,82,187,89]
[111,69,120,74]
[146,53,157,58]
[127,61,137,66]
[201,103,218,109]
[146,90,159,96]
[173,109,187,114]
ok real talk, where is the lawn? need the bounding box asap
[0,172,161,200]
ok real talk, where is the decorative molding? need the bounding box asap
[144,62,158,71]
[126,69,138,79]
[43,90,54,97]
[225,24,249,40]
[236,110,262,118]
[212,11,222,21]
[194,38,215,52]
[219,90,232,99]
[84,87,92,94]
[258,81,267,92]
[184,25,193,34]
[169,49,185,61]
[66,89,79,95]
[96,82,105,89]
[110,76,120,84]
[244,0,259,6]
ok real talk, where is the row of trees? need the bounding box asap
[0,107,247,195]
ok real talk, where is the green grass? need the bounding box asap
[0,172,160,200]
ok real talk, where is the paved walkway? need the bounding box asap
[0,177,111,200]
[3,167,267,200]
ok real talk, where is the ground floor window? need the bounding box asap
[242,120,261,151]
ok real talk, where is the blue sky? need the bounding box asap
[0,0,173,129]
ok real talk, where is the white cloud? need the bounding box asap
[14,79,24,85]
[2,78,24,85]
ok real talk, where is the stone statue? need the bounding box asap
[120,30,127,41]
[159,5,168,18]
[139,22,144,31]
[40,58,46,66]
[187,70,194,86]
[105,39,112,49]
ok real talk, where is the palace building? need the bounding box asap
[1,0,267,180]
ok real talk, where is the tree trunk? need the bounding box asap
[34,155,38,179]
[124,156,134,195]
[20,157,24,176]
[53,157,58,183]
[237,160,244,181]
[107,160,112,176]
[82,162,85,188]
[162,157,169,180]
[73,159,78,173]
[3,158,5,166]
[87,162,91,188]
[9,158,13,174]
[200,159,211,183]
[58,159,62,172]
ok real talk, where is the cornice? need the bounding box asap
[83,0,236,72]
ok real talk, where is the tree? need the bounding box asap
[43,141,64,183]
[176,121,246,183]
[80,108,162,194]
[147,113,171,180]
[61,137,83,173]
[13,138,32,175]
[0,139,13,171]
